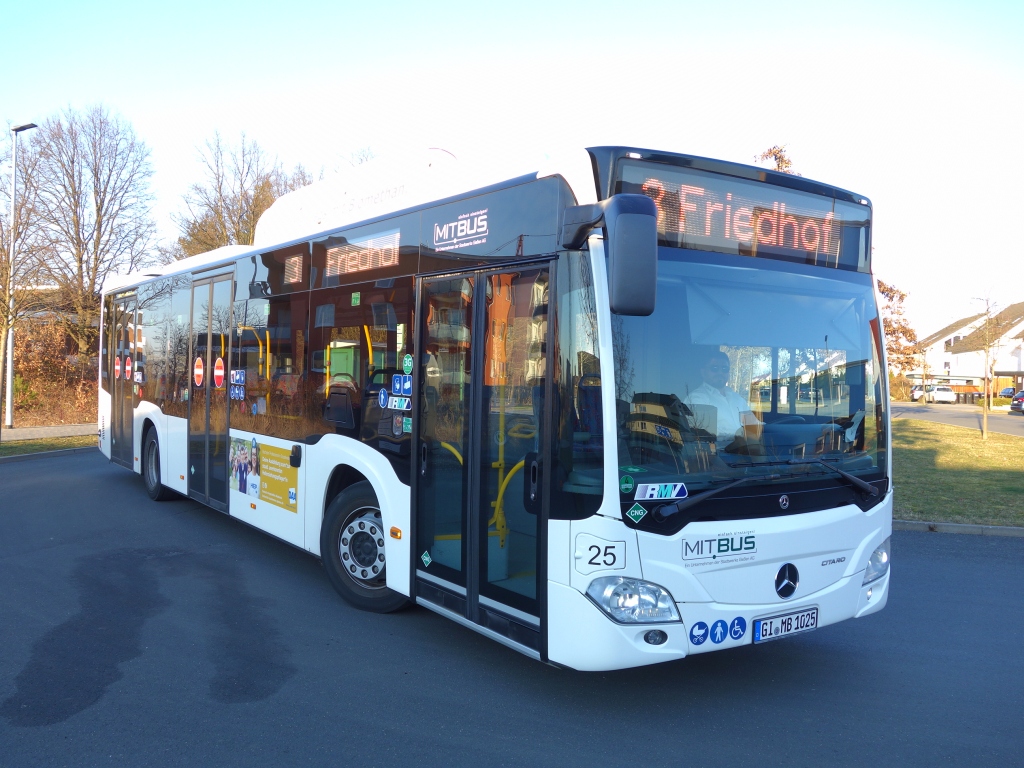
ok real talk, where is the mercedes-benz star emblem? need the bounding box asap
[775,563,799,599]
[779,494,790,510]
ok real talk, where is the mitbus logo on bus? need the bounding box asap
[433,208,488,251]
[641,179,840,257]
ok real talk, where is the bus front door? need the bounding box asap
[414,266,550,655]
[188,275,233,510]
[110,295,136,469]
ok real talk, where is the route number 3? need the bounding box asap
[574,534,626,575]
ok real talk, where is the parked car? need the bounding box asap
[999,386,1016,398]
[1011,392,1024,415]
[926,385,957,404]
[911,385,925,402]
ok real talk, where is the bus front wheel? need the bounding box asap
[321,481,409,613]
[143,430,176,501]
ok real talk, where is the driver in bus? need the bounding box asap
[684,349,761,448]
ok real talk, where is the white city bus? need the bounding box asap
[98,146,891,671]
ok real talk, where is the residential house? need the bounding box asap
[911,303,1024,393]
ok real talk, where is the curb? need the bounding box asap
[894,519,1024,538]
[0,446,99,464]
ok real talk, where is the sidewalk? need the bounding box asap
[0,423,97,443]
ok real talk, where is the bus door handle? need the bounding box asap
[524,451,540,515]
[420,441,428,476]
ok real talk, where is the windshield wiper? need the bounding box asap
[725,457,880,496]
[787,457,879,496]
[653,474,781,521]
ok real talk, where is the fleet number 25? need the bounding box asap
[587,545,618,567]
[575,535,626,574]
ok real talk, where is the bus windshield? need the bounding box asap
[612,252,888,514]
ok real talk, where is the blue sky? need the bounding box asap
[4,0,1022,332]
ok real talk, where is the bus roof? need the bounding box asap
[104,145,869,294]
[105,146,598,293]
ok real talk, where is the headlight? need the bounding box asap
[586,576,681,624]
[862,536,891,585]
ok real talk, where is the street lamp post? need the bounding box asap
[3,122,37,431]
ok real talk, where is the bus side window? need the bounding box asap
[305,278,414,464]
[163,276,193,419]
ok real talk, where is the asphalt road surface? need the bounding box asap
[891,401,1024,437]
[2,452,1022,766]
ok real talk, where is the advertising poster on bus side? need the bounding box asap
[230,437,298,511]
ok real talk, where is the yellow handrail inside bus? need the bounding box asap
[506,422,536,439]
[237,327,263,362]
[363,325,374,371]
[439,442,463,465]
[489,458,524,548]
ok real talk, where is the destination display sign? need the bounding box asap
[324,229,400,277]
[616,161,870,272]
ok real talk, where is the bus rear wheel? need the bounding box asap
[321,481,408,613]
[143,430,176,501]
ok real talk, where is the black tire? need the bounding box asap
[321,481,409,613]
[143,430,176,501]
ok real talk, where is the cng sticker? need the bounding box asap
[193,357,204,387]
[626,503,648,524]
[213,357,225,388]
[421,551,433,567]
[619,475,635,494]
[635,482,687,501]
[403,354,414,375]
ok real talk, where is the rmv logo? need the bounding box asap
[635,483,686,500]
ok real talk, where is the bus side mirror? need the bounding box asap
[561,194,658,316]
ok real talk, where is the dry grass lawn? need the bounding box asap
[893,418,1024,527]
[0,435,96,458]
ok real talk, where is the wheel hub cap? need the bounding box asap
[339,509,386,584]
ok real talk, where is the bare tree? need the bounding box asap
[28,105,156,365]
[0,133,47,422]
[972,297,1002,441]
[172,132,312,259]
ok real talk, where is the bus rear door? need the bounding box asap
[110,294,136,469]
[188,275,233,510]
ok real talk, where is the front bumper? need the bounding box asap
[548,495,892,671]
[678,566,889,654]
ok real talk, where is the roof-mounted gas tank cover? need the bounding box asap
[560,194,658,316]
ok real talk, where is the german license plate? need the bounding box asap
[753,607,818,643]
